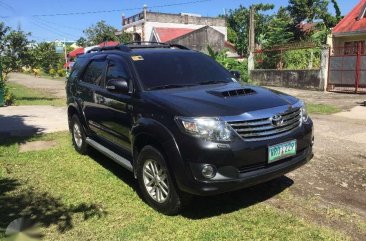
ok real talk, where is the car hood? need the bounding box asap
[144,82,299,117]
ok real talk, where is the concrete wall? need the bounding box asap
[146,12,226,26]
[169,26,225,52]
[250,69,323,90]
[250,47,329,91]
[143,22,227,42]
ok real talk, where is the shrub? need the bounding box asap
[57,69,66,77]
[4,86,15,106]
[49,68,57,78]
[33,68,41,77]
[207,46,249,82]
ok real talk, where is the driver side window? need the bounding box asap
[105,59,132,93]
[106,60,129,81]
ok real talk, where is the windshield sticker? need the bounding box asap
[131,55,144,61]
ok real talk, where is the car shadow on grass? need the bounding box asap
[0,178,107,238]
[181,176,293,219]
[87,148,294,219]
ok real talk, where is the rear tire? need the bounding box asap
[137,146,184,215]
[71,115,88,155]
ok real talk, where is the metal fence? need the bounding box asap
[328,44,366,93]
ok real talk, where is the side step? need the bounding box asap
[86,138,133,172]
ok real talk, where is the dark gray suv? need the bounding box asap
[66,42,314,215]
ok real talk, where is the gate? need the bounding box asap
[328,43,366,93]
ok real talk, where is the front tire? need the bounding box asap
[71,115,88,155]
[137,146,183,215]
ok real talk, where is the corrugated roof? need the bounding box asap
[333,0,366,35]
[154,27,195,42]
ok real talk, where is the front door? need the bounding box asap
[93,55,134,152]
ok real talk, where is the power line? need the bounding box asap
[31,18,80,40]
[32,0,213,17]
[33,17,84,32]
[0,0,16,15]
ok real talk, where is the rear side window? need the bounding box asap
[68,57,88,82]
[82,59,107,85]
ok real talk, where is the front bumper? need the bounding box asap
[180,146,313,195]
[173,121,314,196]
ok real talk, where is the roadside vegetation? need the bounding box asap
[6,82,65,106]
[307,103,340,115]
[0,132,351,240]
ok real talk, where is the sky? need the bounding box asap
[0,0,361,42]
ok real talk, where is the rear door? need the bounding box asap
[76,55,108,135]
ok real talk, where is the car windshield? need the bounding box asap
[132,51,234,90]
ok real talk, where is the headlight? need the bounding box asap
[300,102,309,123]
[176,117,234,142]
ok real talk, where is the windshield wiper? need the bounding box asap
[198,80,229,85]
[147,84,195,90]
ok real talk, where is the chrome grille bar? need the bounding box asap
[228,108,302,141]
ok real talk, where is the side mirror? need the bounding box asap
[106,79,129,93]
[230,70,241,80]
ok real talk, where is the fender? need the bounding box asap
[131,117,194,190]
[67,99,89,134]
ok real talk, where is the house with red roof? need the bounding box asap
[331,0,366,54]
[118,6,227,53]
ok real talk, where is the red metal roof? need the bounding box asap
[68,47,84,58]
[333,0,366,35]
[154,27,195,42]
[99,41,120,47]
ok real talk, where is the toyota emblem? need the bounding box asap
[271,115,284,127]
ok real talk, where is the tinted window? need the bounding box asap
[68,57,88,82]
[106,60,130,81]
[133,51,233,90]
[82,59,107,85]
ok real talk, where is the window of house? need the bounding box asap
[344,41,365,55]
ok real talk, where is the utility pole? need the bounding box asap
[248,5,255,73]
[249,6,255,53]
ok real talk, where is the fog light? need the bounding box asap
[201,164,216,179]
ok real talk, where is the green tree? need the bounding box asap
[225,4,274,56]
[288,0,342,40]
[0,29,32,76]
[116,32,133,44]
[265,7,294,48]
[31,42,63,73]
[76,37,87,47]
[83,21,119,45]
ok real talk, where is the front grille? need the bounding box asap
[228,108,302,141]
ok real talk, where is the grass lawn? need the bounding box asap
[6,82,65,106]
[0,132,350,240]
[306,103,341,115]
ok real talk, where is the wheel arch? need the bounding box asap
[131,118,187,183]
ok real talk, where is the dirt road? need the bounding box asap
[264,87,366,240]
[7,73,66,98]
[0,74,68,137]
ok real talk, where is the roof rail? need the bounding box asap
[126,41,190,50]
[86,45,131,54]
[85,42,190,54]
